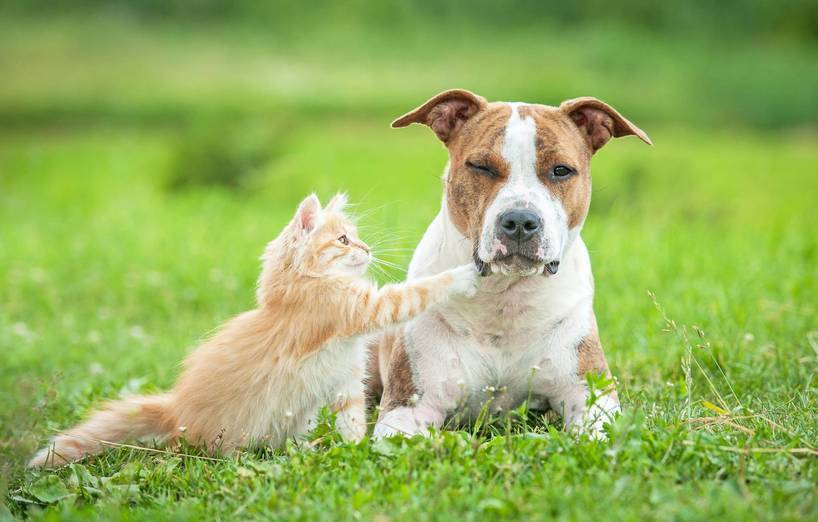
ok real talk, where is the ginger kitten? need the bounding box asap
[30,193,478,467]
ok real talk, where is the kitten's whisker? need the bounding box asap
[361,235,407,243]
[370,265,407,278]
[371,258,408,272]
[349,202,393,221]
[372,258,406,267]
[367,238,412,249]
[367,263,399,283]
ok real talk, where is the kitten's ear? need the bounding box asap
[293,194,322,234]
[325,192,348,213]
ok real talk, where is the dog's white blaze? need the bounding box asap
[479,104,568,264]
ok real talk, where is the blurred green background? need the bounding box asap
[2,1,817,519]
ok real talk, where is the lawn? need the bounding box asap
[2,8,817,521]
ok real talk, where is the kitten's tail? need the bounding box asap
[28,393,176,468]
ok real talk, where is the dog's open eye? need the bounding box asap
[466,161,499,179]
[551,165,575,178]
[338,235,349,245]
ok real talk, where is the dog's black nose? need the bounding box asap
[498,209,541,243]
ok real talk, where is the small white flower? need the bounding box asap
[531,365,541,372]
[179,426,187,433]
[129,325,146,340]
[408,393,419,405]
[285,410,293,418]
[12,322,32,339]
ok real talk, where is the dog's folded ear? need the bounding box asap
[392,89,487,143]
[560,97,652,153]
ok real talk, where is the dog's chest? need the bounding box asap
[447,276,561,344]
[450,320,579,416]
[411,278,588,416]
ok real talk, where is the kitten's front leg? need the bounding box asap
[332,379,367,442]
[357,264,478,333]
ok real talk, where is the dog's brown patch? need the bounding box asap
[576,322,610,377]
[444,103,512,238]
[379,332,418,412]
[526,105,594,229]
[560,97,652,152]
[391,89,487,143]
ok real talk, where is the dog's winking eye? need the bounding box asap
[466,161,499,179]
[338,235,349,245]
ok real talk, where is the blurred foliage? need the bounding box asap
[0,1,816,132]
[167,119,284,191]
[1,2,817,520]
[4,0,818,42]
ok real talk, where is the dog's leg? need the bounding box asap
[373,402,446,438]
[546,381,620,439]
[372,331,450,438]
[545,323,620,438]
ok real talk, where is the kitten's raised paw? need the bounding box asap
[448,264,479,297]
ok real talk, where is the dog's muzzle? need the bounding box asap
[474,209,560,277]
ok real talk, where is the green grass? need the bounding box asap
[2,11,818,522]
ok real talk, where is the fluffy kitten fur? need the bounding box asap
[30,193,478,468]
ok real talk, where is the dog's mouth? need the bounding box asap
[473,250,493,277]
[473,251,560,277]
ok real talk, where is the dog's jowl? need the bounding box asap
[369,89,651,438]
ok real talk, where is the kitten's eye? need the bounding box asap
[551,165,575,178]
[466,161,499,179]
[338,235,349,245]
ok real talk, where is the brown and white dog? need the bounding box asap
[368,89,651,438]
